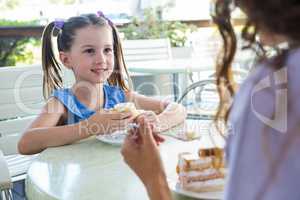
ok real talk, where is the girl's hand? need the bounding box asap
[138,111,162,132]
[138,111,158,124]
[121,116,167,189]
[104,109,135,134]
[85,109,135,135]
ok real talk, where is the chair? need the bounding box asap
[177,79,217,120]
[0,65,74,199]
[0,150,13,199]
[177,67,249,120]
[122,38,172,63]
[122,38,178,100]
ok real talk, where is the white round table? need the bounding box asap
[26,120,224,200]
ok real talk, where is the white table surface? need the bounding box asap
[25,120,225,200]
[127,58,214,75]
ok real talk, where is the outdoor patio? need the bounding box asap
[0,1,251,200]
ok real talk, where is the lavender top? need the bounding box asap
[224,48,300,200]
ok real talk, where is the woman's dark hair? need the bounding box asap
[41,13,130,99]
[213,0,300,123]
[212,0,300,199]
[211,0,237,125]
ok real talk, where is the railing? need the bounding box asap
[0,26,44,37]
[0,18,245,38]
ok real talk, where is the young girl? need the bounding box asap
[121,0,300,200]
[18,12,186,155]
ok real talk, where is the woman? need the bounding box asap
[121,0,300,199]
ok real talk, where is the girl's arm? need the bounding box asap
[19,97,134,155]
[18,97,91,155]
[126,92,187,132]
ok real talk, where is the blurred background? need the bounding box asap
[0,0,250,104]
[0,0,245,67]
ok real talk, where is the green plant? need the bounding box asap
[119,8,196,47]
[0,19,41,67]
[0,0,20,10]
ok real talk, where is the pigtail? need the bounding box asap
[41,22,63,99]
[108,25,131,91]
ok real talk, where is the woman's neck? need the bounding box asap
[72,81,104,111]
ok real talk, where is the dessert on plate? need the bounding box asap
[112,102,144,118]
[176,147,226,192]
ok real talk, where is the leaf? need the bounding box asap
[119,8,196,47]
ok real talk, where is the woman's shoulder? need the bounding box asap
[230,47,300,123]
[237,48,299,92]
[250,47,300,90]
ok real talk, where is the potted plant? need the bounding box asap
[119,8,196,58]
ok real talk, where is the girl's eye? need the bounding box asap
[84,48,95,54]
[104,48,113,53]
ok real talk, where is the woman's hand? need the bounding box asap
[138,110,164,133]
[138,110,158,124]
[85,109,135,135]
[121,116,172,200]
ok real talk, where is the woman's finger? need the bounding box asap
[148,124,164,143]
[153,133,165,143]
[122,135,139,155]
[136,116,157,147]
[121,136,134,162]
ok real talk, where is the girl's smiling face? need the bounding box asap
[60,24,114,84]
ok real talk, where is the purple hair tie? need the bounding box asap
[54,19,64,30]
[96,11,113,26]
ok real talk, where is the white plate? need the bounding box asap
[96,123,139,146]
[168,179,223,200]
[96,130,127,146]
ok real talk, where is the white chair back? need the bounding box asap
[0,64,74,196]
[122,38,172,62]
[0,64,74,155]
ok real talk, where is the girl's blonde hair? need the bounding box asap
[41,13,130,99]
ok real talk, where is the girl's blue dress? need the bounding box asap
[52,84,126,124]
